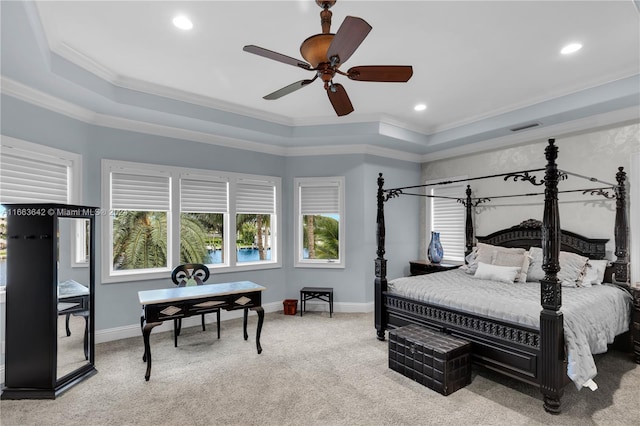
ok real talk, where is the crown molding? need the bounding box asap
[1,76,420,162]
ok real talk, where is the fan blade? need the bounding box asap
[263,78,316,100]
[347,66,413,82]
[326,83,354,116]
[326,16,372,65]
[243,45,311,70]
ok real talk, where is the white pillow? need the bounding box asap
[474,262,521,284]
[493,250,531,283]
[466,243,526,275]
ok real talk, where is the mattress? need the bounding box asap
[388,269,632,389]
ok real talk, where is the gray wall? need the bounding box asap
[1,94,421,332]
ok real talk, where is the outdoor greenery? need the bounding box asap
[112,211,339,269]
[112,211,170,270]
[112,211,273,269]
[303,215,339,259]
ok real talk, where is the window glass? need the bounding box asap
[180,212,225,264]
[236,214,273,263]
[112,210,168,270]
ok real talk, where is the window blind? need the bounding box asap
[431,184,465,261]
[111,172,170,211]
[180,179,228,213]
[0,150,70,203]
[236,181,275,214]
[300,183,340,214]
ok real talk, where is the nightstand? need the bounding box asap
[409,260,461,276]
[632,286,640,364]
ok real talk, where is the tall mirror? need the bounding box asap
[57,217,92,379]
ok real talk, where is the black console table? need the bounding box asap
[138,280,265,381]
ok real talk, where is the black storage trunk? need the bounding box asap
[389,324,472,395]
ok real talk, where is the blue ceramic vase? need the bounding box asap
[428,231,444,264]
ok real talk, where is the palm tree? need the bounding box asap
[305,215,339,259]
[236,214,271,260]
[305,215,316,258]
[113,211,209,269]
[112,211,167,270]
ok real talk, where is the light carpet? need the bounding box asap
[1,312,638,425]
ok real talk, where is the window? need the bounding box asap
[110,170,171,273]
[236,180,276,264]
[102,160,281,282]
[180,176,228,265]
[426,177,467,263]
[294,177,345,268]
[0,136,82,287]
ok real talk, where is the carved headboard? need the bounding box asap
[475,219,608,260]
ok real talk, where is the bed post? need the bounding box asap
[612,167,629,284]
[375,173,388,341]
[465,185,474,259]
[539,139,564,414]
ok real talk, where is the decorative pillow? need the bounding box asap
[466,243,526,275]
[527,246,589,287]
[493,250,531,283]
[460,249,478,274]
[474,262,521,284]
[579,259,610,286]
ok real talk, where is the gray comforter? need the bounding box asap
[388,269,632,389]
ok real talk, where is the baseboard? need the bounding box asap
[95,301,374,344]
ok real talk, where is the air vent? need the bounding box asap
[510,122,541,132]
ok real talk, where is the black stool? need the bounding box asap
[300,287,333,317]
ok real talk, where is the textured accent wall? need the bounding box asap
[421,123,639,261]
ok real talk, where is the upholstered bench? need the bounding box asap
[389,324,472,395]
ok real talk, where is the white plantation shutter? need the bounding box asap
[181,178,228,213]
[0,148,70,204]
[111,172,170,211]
[431,183,465,262]
[300,182,340,214]
[236,181,275,214]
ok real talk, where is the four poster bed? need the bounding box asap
[374,139,635,414]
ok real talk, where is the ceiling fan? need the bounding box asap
[243,0,413,117]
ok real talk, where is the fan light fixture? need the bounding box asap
[242,0,413,117]
[173,15,193,30]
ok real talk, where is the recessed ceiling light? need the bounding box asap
[561,43,582,55]
[173,15,193,31]
[414,103,427,112]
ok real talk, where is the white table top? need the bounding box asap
[58,279,89,298]
[138,280,265,305]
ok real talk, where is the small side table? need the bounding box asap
[300,287,333,318]
[409,260,461,276]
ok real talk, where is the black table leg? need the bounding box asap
[252,306,264,354]
[142,321,161,381]
[243,308,249,340]
[65,313,72,336]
